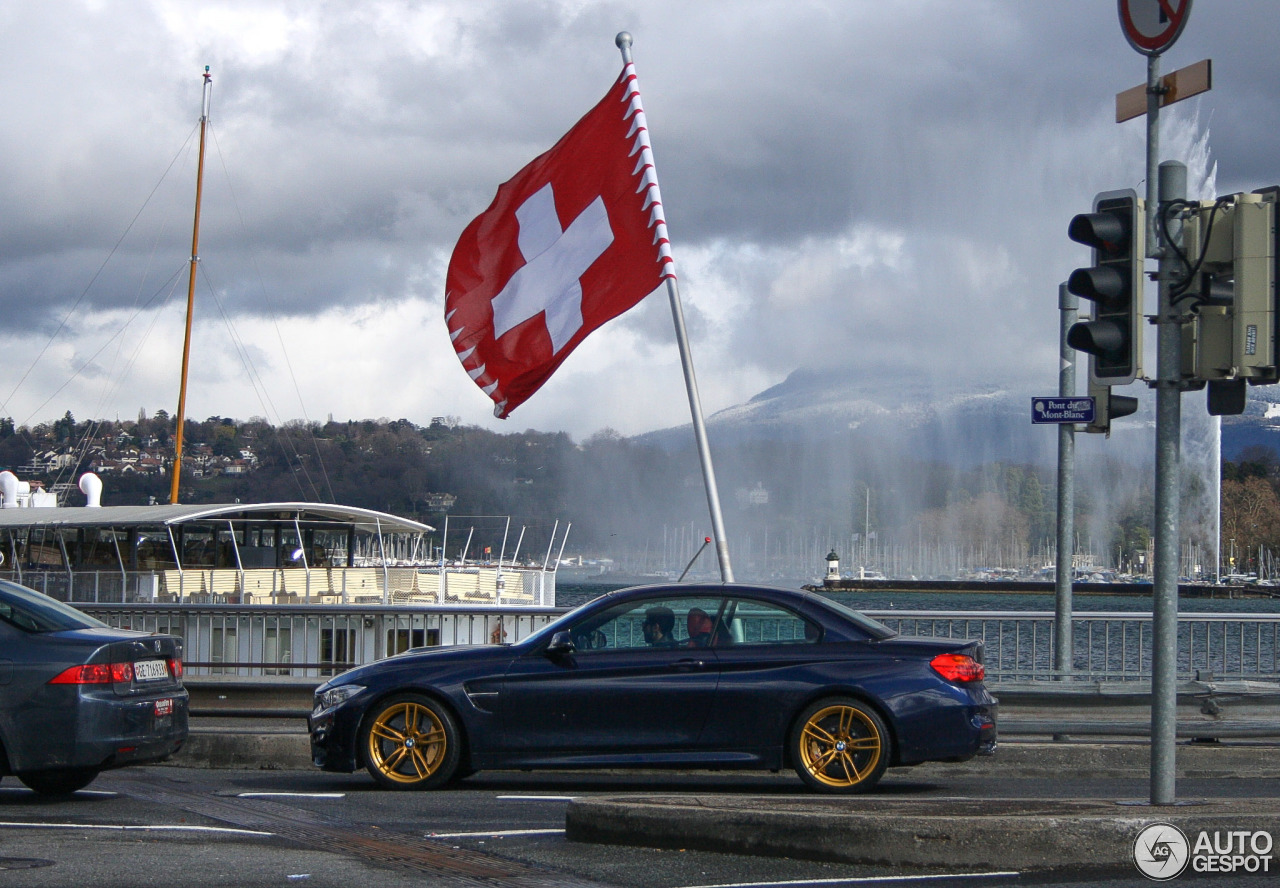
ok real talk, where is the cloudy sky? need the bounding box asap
[0,0,1272,440]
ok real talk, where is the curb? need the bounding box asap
[174,729,313,770]
[914,740,1280,779]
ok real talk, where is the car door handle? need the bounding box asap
[669,658,706,671]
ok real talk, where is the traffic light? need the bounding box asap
[1181,190,1279,383]
[1066,190,1145,386]
[1175,188,1280,414]
[1085,376,1139,436]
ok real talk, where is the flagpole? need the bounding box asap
[616,32,735,584]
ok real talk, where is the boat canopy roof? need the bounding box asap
[0,502,433,535]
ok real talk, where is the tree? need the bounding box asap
[1221,476,1280,574]
[53,411,76,443]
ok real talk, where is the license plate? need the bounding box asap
[134,659,169,681]
[154,698,173,717]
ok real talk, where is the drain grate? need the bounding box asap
[100,771,609,887]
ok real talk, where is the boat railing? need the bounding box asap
[1,564,557,608]
[78,601,563,679]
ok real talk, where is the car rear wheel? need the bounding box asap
[360,693,461,790]
[790,697,889,794]
[19,768,99,796]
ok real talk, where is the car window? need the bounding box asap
[0,580,108,633]
[812,596,896,640]
[720,598,820,646]
[568,597,726,652]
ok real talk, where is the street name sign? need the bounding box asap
[1032,397,1096,424]
[1115,58,1211,123]
[1118,0,1193,56]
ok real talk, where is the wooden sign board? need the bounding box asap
[1115,58,1211,123]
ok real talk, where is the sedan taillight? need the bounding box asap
[167,657,183,680]
[49,662,136,685]
[930,653,985,683]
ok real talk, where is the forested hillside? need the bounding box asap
[0,410,1247,578]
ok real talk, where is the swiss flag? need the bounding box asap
[445,64,673,418]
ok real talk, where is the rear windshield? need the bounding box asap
[0,580,108,633]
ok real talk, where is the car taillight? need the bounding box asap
[930,653,984,683]
[49,662,135,685]
[168,657,183,679]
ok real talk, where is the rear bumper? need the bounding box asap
[891,684,997,765]
[976,705,998,756]
[67,689,190,771]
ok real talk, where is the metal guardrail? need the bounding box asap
[866,610,1280,683]
[118,603,1280,740]
[77,603,1280,690]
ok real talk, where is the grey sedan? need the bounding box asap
[0,579,188,794]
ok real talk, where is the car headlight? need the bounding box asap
[316,684,366,712]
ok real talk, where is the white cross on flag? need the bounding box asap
[445,63,674,418]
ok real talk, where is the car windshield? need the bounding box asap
[0,580,108,633]
[519,594,613,647]
[815,596,896,640]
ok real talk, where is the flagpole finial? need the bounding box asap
[615,31,633,63]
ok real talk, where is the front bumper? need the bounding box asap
[309,705,361,773]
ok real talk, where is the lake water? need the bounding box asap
[555,581,1280,614]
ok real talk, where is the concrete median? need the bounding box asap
[565,794,1280,870]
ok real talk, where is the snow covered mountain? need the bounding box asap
[639,364,1280,468]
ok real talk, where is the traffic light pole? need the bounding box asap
[1151,159,1186,807]
[1055,283,1076,679]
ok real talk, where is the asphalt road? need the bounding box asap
[0,765,1277,888]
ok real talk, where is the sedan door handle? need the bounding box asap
[669,658,706,671]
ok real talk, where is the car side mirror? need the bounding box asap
[545,631,576,658]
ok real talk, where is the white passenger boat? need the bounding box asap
[0,471,559,607]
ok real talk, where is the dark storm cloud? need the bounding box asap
[0,0,1275,436]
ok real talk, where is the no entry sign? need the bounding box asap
[1118,0,1193,56]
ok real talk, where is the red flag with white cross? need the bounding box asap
[445,63,674,418]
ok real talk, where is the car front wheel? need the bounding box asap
[360,693,461,790]
[19,768,99,796]
[790,697,889,793]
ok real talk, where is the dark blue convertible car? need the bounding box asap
[309,583,996,793]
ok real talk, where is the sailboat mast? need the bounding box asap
[169,66,212,504]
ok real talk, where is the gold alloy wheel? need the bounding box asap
[798,702,883,788]
[366,699,448,785]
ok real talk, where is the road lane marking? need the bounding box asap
[680,874,1021,888]
[0,821,274,837]
[236,792,346,799]
[427,828,565,839]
